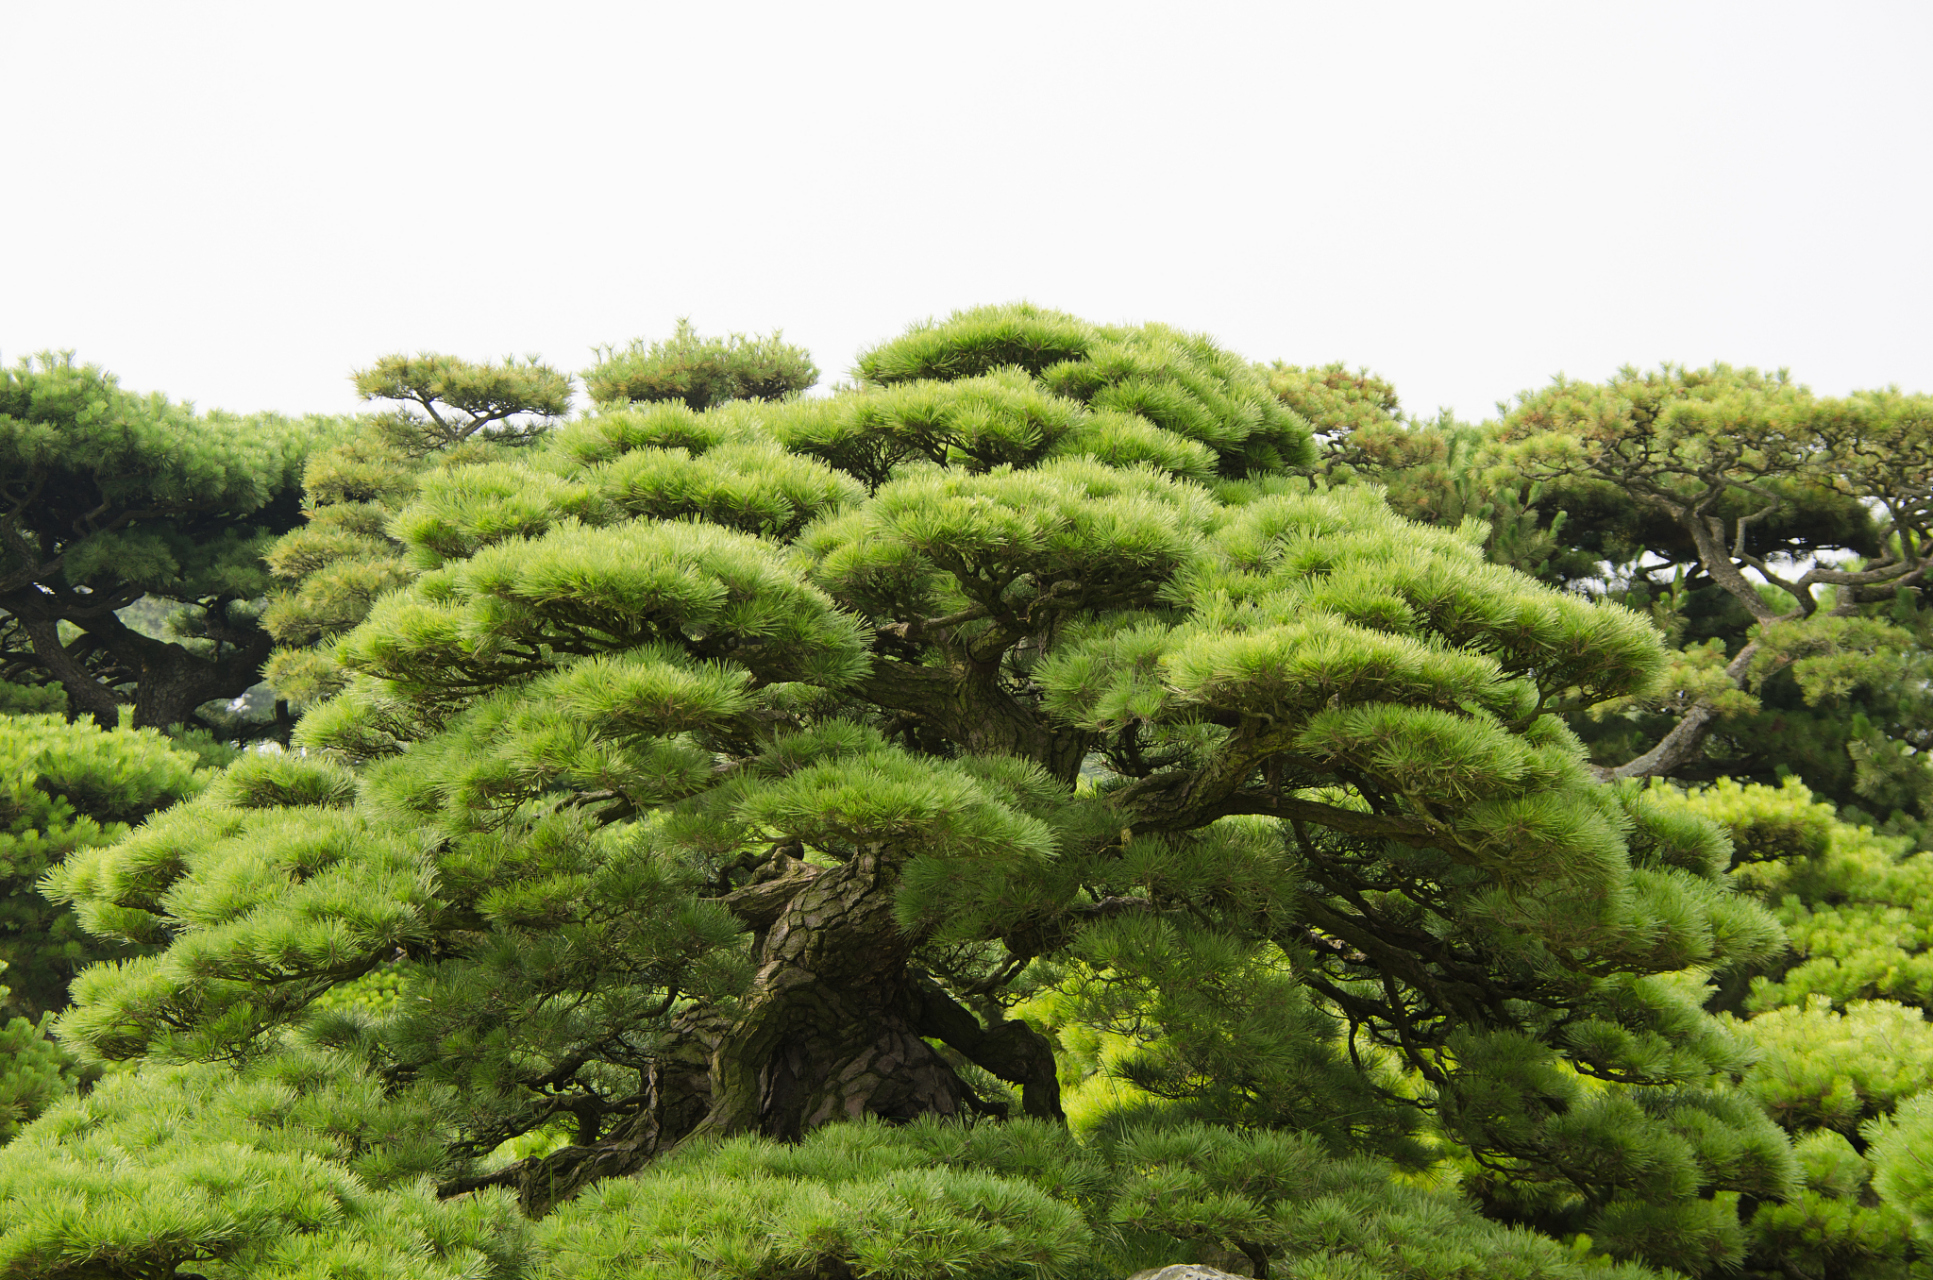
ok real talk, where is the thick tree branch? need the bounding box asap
[909,972,1064,1122]
[1602,638,1763,780]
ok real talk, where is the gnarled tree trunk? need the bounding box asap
[707,847,976,1138]
[477,847,1064,1216]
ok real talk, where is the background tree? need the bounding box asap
[1637,778,1933,1280]
[1271,365,1591,585]
[1491,368,1933,812]
[0,354,332,736]
[0,712,206,1158]
[0,305,1815,1280]
[1283,364,1933,845]
[1269,361,1933,1276]
[584,319,819,411]
[0,962,86,1147]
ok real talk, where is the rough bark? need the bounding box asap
[908,971,1065,1123]
[122,623,274,730]
[9,608,125,727]
[702,846,976,1140]
[454,844,1068,1215]
[2,590,272,731]
[1602,701,1722,781]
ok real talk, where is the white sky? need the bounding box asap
[4,1,1929,425]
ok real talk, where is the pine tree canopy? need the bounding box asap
[0,712,208,1155]
[1300,364,1933,845]
[0,354,339,734]
[1638,777,1933,1280]
[259,351,577,712]
[585,320,819,412]
[0,305,1861,1280]
[1491,365,1933,785]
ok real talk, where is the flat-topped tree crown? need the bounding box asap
[354,353,571,455]
[584,319,819,411]
[1496,364,1910,615]
[21,307,1788,1277]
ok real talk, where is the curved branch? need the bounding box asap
[909,972,1063,1122]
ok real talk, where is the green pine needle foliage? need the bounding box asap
[0,309,1866,1279]
[0,354,340,733]
[585,320,819,411]
[0,963,91,1146]
[261,352,575,710]
[538,1118,1653,1280]
[1648,777,1933,1280]
[0,713,207,1018]
[1651,777,1933,1012]
[1867,1095,1933,1247]
[0,1048,531,1279]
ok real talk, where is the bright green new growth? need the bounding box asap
[1642,778,1933,1280]
[1723,1001,1930,1280]
[1648,777,1933,1012]
[1867,1095,1933,1245]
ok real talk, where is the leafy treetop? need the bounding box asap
[353,354,571,455]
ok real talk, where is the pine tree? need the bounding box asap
[1491,366,1933,797]
[0,962,87,1147]
[259,352,573,711]
[584,320,819,411]
[2,307,1810,1278]
[0,355,336,735]
[259,337,798,710]
[1867,1095,1933,1250]
[1307,367,1933,840]
[0,713,204,1162]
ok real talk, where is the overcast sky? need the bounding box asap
[4,2,1928,425]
